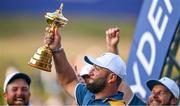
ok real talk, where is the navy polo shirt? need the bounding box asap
[127,94,146,105]
[75,83,125,105]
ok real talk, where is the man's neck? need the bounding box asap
[95,86,118,99]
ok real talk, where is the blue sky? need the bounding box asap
[0,0,144,17]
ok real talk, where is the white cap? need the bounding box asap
[3,71,31,93]
[147,77,180,99]
[84,52,126,79]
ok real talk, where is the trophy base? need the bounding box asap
[28,60,52,72]
[28,46,52,72]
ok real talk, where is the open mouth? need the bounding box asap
[150,100,161,106]
[15,97,24,103]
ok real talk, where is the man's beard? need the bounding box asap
[86,77,107,94]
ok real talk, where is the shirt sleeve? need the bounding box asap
[75,83,88,105]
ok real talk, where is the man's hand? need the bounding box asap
[44,27,62,50]
[106,27,120,54]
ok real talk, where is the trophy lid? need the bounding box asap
[45,3,68,25]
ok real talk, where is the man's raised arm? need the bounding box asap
[106,27,133,103]
[44,27,78,98]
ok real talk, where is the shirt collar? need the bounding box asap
[107,91,124,99]
[88,91,124,102]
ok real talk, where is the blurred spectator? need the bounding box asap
[147,77,180,106]
[3,67,31,105]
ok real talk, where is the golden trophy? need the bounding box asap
[28,3,68,72]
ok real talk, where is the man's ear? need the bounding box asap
[170,97,178,105]
[3,92,7,101]
[108,73,117,83]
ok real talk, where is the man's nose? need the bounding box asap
[16,89,23,96]
[152,92,159,98]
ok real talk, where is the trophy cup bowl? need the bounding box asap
[28,3,68,72]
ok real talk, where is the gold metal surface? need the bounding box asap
[28,3,68,72]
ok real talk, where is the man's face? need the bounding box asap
[148,84,173,106]
[84,65,110,94]
[4,78,31,106]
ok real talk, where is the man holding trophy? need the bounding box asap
[28,3,145,105]
[28,3,126,105]
[37,3,128,105]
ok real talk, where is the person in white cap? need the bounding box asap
[79,27,145,105]
[147,77,180,106]
[3,71,31,106]
[44,26,146,105]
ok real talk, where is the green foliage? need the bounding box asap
[0,87,3,104]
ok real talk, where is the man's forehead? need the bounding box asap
[152,84,168,91]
